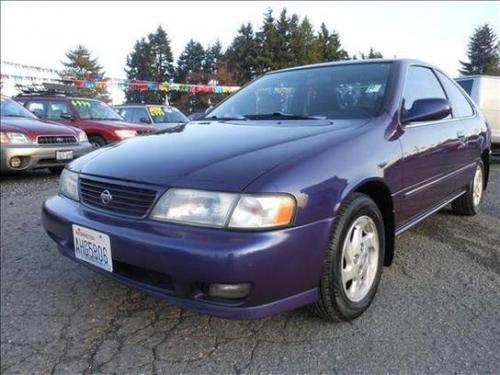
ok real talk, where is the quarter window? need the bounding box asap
[436,71,474,118]
[456,79,473,95]
[402,66,447,112]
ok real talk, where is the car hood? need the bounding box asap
[71,119,366,191]
[0,117,78,138]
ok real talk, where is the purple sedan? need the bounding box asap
[42,59,491,320]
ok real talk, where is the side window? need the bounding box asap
[117,108,134,122]
[26,101,47,118]
[402,66,447,112]
[47,101,70,119]
[456,79,473,95]
[133,108,150,123]
[436,71,474,118]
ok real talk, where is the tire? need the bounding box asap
[451,161,484,216]
[49,166,64,175]
[88,135,106,149]
[310,193,385,321]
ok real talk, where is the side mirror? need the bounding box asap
[31,109,43,118]
[139,117,151,124]
[401,98,451,124]
[60,113,73,120]
[205,106,214,114]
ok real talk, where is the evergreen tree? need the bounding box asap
[225,23,260,85]
[355,48,384,60]
[175,39,206,83]
[204,40,223,75]
[294,17,319,65]
[274,8,292,69]
[459,24,500,76]
[315,23,349,62]
[256,8,279,73]
[61,45,109,101]
[125,26,175,104]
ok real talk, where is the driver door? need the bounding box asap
[397,66,463,227]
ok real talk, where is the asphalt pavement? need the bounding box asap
[1,161,499,374]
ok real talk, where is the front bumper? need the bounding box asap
[42,195,333,319]
[1,142,93,172]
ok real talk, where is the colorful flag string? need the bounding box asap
[1,61,240,94]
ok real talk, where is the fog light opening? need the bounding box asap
[10,157,22,168]
[208,283,251,299]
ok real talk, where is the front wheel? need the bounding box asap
[88,135,106,149]
[310,193,385,321]
[451,161,484,216]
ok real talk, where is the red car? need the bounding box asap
[1,96,92,173]
[15,94,157,148]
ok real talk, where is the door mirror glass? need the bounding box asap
[401,98,451,124]
[60,112,73,120]
[31,109,44,118]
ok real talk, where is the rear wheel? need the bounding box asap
[88,135,106,149]
[452,161,484,216]
[310,193,385,321]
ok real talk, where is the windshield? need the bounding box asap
[71,99,123,121]
[1,98,38,119]
[148,106,189,123]
[210,63,393,121]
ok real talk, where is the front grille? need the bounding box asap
[79,178,157,217]
[37,135,77,145]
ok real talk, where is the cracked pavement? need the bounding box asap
[1,161,499,374]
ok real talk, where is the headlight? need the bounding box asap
[0,132,32,144]
[150,189,296,230]
[150,189,236,227]
[77,131,88,143]
[59,169,79,201]
[115,130,137,139]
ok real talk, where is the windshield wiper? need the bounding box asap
[204,114,248,121]
[3,114,28,118]
[243,112,327,120]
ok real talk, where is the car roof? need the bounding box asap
[15,95,100,101]
[115,104,180,110]
[269,58,432,74]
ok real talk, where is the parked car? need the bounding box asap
[1,96,92,173]
[42,59,491,321]
[114,104,189,130]
[15,94,157,148]
[455,75,499,152]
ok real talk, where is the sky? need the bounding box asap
[1,1,499,101]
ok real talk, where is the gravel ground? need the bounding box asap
[1,161,499,374]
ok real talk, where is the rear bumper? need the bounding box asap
[42,195,333,319]
[1,142,92,171]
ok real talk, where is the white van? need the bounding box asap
[455,75,500,151]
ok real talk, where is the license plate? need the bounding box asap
[73,225,113,272]
[56,150,73,161]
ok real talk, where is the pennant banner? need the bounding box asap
[1,61,240,94]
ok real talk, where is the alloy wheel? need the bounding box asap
[341,216,380,302]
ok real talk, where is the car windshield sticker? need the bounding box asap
[71,100,91,107]
[366,84,382,93]
[149,106,169,116]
